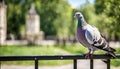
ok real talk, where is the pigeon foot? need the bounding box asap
[84,52,93,59]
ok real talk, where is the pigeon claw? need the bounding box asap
[84,53,93,59]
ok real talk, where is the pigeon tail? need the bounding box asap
[102,48,116,64]
[109,52,116,58]
[102,51,116,64]
[109,47,116,52]
[107,47,116,58]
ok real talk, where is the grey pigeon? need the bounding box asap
[74,12,116,58]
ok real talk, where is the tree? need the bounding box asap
[79,1,98,26]
[75,1,99,31]
[95,0,120,40]
[53,0,73,38]
[5,0,73,39]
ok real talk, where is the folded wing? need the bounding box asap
[85,25,101,45]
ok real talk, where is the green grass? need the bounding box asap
[59,45,87,54]
[0,46,70,56]
[111,48,120,67]
[0,45,84,66]
[0,45,120,67]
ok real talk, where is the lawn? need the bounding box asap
[0,45,88,56]
[0,45,120,66]
[0,45,85,66]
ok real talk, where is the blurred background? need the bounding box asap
[0,0,120,69]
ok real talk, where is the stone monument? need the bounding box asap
[26,4,44,44]
[0,0,7,45]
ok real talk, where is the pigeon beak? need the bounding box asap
[74,15,76,18]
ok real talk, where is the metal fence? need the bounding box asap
[0,54,120,69]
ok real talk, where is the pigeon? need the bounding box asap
[74,12,116,58]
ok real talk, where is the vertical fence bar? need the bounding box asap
[90,59,93,69]
[107,59,110,69]
[73,59,77,69]
[0,61,1,69]
[35,58,38,69]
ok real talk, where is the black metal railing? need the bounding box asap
[0,54,120,69]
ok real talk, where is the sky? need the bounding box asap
[67,0,95,8]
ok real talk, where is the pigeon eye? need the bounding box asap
[77,14,80,16]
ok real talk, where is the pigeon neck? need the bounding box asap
[77,17,87,28]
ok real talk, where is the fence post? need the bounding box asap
[35,58,38,69]
[107,59,110,69]
[0,61,2,69]
[73,59,77,69]
[90,59,93,69]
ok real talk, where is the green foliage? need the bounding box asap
[53,1,73,38]
[5,0,73,38]
[79,2,98,26]
[4,0,120,40]
[95,0,120,40]
[94,0,106,14]
[5,0,31,38]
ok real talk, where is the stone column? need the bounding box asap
[0,0,7,45]
[26,4,41,45]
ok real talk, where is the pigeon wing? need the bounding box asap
[85,25,101,45]
[85,26,116,57]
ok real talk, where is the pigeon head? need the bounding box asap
[74,12,83,19]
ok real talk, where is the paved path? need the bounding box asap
[1,60,119,69]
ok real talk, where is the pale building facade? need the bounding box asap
[26,4,44,44]
[0,2,46,45]
[0,1,7,45]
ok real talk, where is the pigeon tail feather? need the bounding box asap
[107,51,116,58]
[109,47,116,52]
[108,47,116,58]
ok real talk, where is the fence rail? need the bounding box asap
[0,54,120,69]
